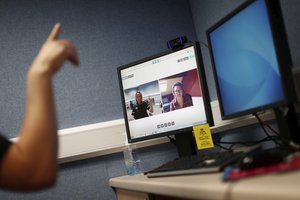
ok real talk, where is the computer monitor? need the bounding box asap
[207,0,299,143]
[117,42,214,157]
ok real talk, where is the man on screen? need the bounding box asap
[170,82,193,111]
[131,91,153,119]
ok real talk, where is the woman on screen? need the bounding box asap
[131,91,153,119]
[170,82,193,111]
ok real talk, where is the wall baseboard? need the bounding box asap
[57,119,170,163]
[58,119,126,163]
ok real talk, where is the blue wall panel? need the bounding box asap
[0,0,196,137]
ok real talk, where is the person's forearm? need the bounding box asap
[19,67,57,176]
[0,67,57,190]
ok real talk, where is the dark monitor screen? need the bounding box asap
[207,0,296,120]
[117,42,213,143]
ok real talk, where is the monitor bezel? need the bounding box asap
[117,42,214,143]
[206,0,297,120]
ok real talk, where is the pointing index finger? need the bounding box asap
[47,23,61,41]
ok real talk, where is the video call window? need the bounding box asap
[159,68,202,113]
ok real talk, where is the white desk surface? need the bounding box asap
[110,169,300,200]
[230,169,300,200]
[109,172,230,200]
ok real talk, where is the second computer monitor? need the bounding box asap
[207,0,296,120]
[118,42,213,144]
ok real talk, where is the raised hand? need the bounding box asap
[30,23,79,76]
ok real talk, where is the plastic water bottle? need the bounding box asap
[123,144,141,175]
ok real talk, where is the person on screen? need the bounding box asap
[0,23,79,191]
[131,91,153,120]
[170,82,193,111]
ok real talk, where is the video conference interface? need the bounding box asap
[120,46,209,140]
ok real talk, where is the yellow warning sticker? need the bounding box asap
[193,123,214,150]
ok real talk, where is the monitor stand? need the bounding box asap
[274,104,300,146]
[174,131,197,157]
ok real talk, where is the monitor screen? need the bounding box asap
[118,42,213,143]
[207,0,296,120]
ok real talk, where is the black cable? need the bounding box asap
[217,135,281,147]
[217,140,258,146]
[254,113,280,136]
[254,113,295,149]
[253,113,281,146]
[214,143,231,151]
[265,123,280,136]
[253,113,272,138]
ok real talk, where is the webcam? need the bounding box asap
[167,36,188,50]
